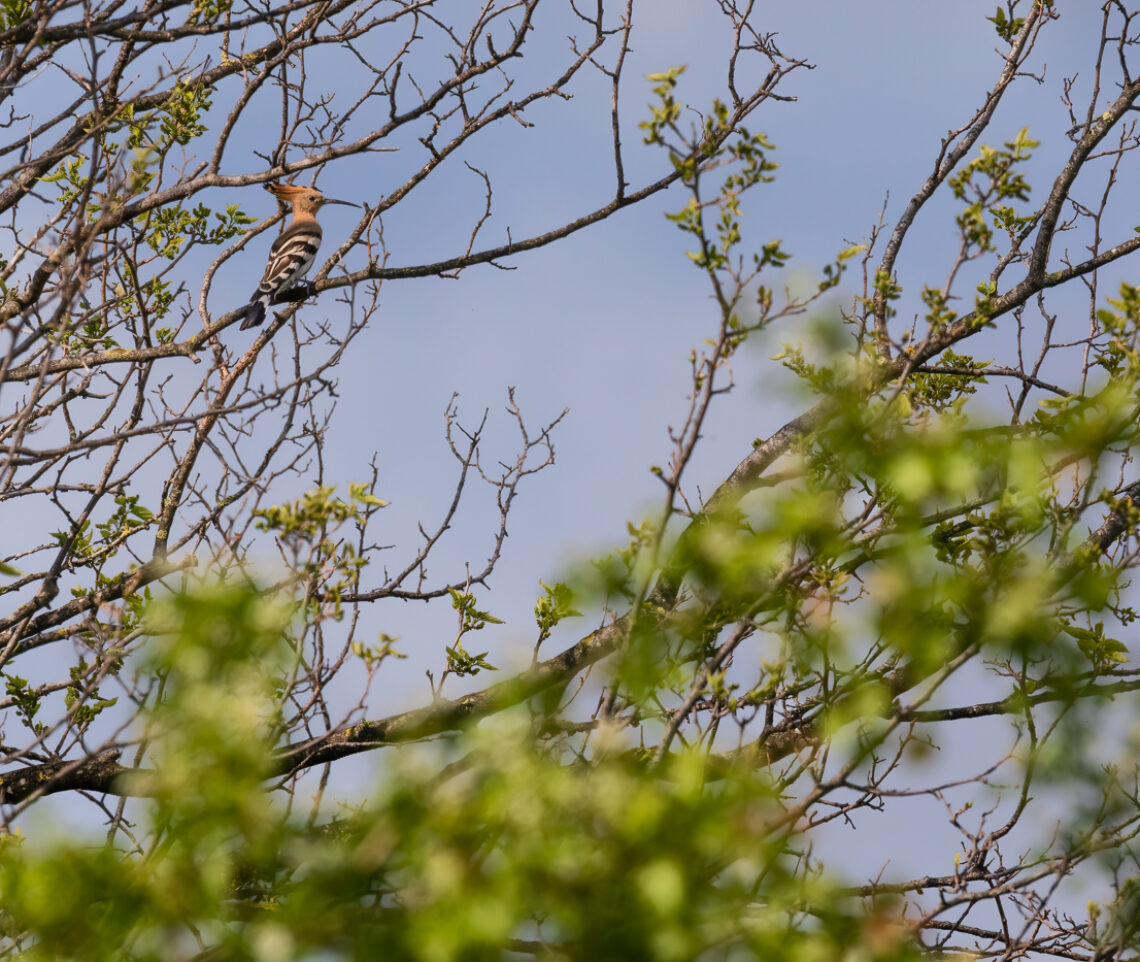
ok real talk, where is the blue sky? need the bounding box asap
[280,0,1109,685]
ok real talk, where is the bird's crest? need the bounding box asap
[265,182,318,201]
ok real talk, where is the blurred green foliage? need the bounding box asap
[0,583,927,961]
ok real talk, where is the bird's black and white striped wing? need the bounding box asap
[241,221,323,330]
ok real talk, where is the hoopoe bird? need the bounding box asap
[240,182,358,330]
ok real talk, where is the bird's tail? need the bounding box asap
[240,292,270,330]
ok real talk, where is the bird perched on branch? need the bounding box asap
[240,182,358,330]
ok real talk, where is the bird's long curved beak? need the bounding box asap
[322,198,360,208]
